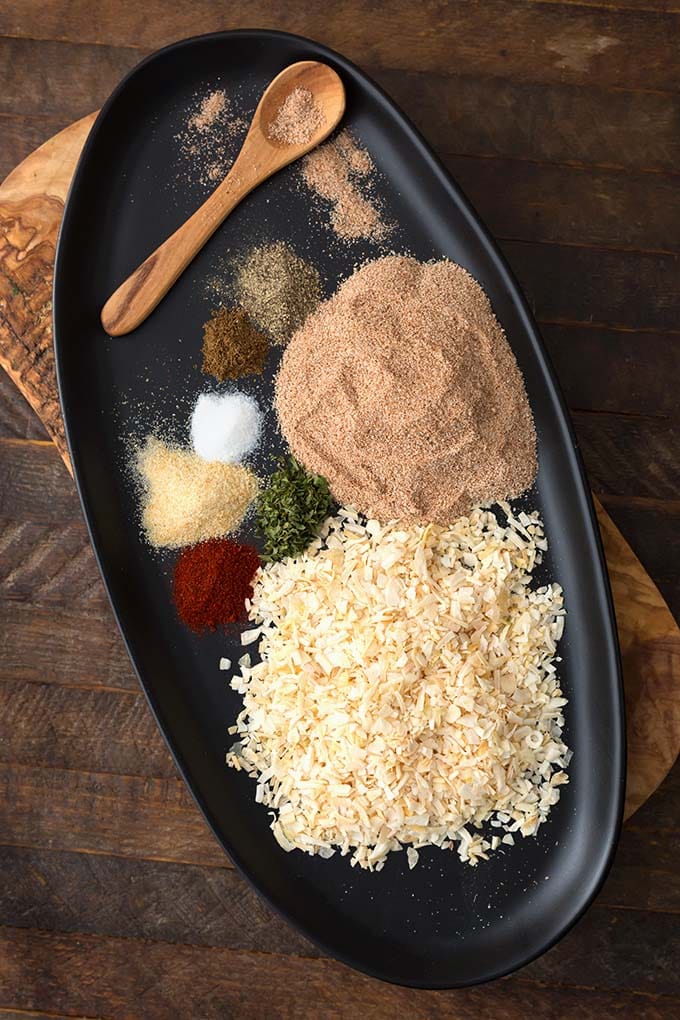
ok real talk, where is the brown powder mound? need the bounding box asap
[275,256,537,524]
[201,307,269,381]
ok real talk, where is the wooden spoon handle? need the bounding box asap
[101,162,256,336]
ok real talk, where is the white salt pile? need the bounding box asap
[190,391,262,464]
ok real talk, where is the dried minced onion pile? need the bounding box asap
[227,504,569,871]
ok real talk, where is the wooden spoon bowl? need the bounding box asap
[101,60,345,336]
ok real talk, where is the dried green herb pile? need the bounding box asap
[257,457,333,561]
[201,307,269,381]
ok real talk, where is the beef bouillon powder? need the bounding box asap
[276,256,537,523]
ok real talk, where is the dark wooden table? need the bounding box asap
[1,2,679,1017]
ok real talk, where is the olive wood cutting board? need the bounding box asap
[1,113,678,821]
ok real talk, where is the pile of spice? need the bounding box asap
[136,437,258,548]
[276,255,537,523]
[191,391,262,464]
[257,457,333,562]
[202,307,269,380]
[227,505,568,870]
[302,130,388,242]
[235,241,322,345]
[268,87,324,145]
[174,537,260,632]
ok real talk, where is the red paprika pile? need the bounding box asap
[173,537,260,633]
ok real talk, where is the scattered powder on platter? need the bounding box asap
[136,436,258,548]
[202,307,269,380]
[191,391,262,464]
[276,255,537,523]
[302,129,388,242]
[227,505,568,871]
[176,88,249,189]
[189,90,228,133]
[335,130,373,174]
[235,241,322,345]
[268,87,324,145]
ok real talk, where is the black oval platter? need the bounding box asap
[53,29,625,989]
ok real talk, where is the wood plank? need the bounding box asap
[0,39,139,123]
[2,625,678,833]
[0,841,677,990]
[0,1011,100,1020]
[11,418,670,533]
[572,414,680,501]
[0,114,72,184]
[541,324,680,417]
[523,901,680,995]
[602,827,680,912]
[6,37,680,181]
[0,371,47,441]
[0,926,677,1020]
[1,746,678,875]
[0,820,677,958]
[4,391,680,516]
[628,756,680,832]
[536,0,680,11]
[4,511,670,703]
[0,680,175,778]
[6,408,680,526]
[5,38,680,179]
[2,598,679,825]
[3,438,680,650]
[0,602,136,692]
[503,240,680,333]
[600,498,680,617]
[1,1,680,91]
[1,313,677,439]
[1,436,680,787]
[0,442,78,522]
[446,155,680,254]
[3,122,680,489]
[0,845,314,956]
[597,497,680,624]
[5,418,680,616]
[381,68,680,175]
[0,519,103,607]
[0,762,225,867]
[6,507,676,714]
[0,1012,98,1020]
[13,122,677,261]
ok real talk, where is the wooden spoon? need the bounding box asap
[101,61,345,336]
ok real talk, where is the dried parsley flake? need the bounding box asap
[257,457,333,562]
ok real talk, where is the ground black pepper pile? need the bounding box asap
[235,242,322,345]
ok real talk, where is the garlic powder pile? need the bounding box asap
[227,505,569,870]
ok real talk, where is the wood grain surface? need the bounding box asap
[1,2,679,1017]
